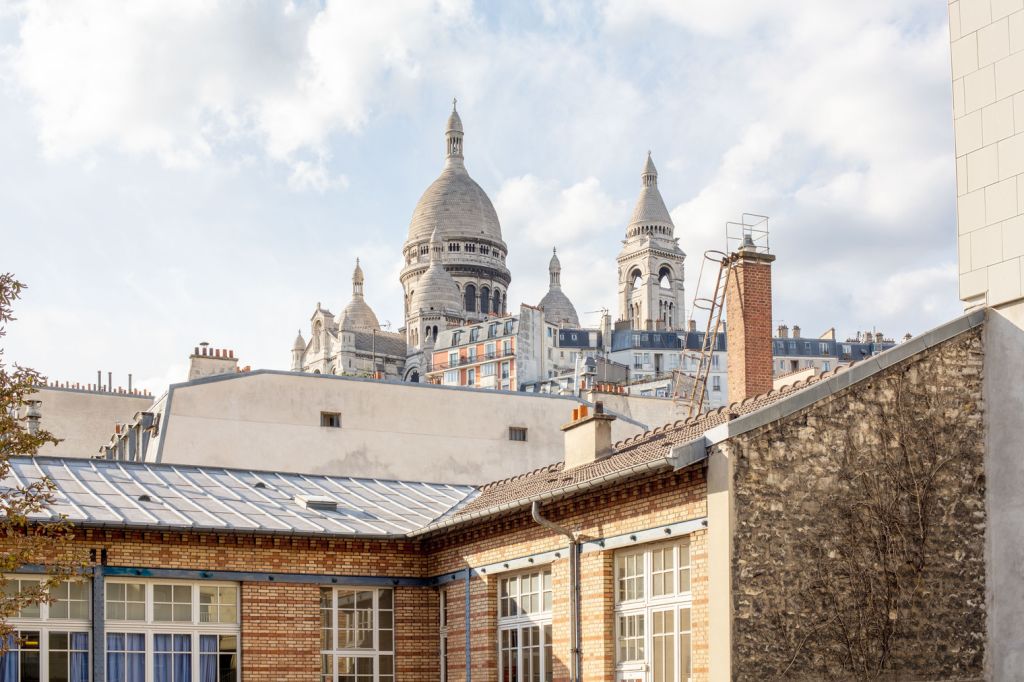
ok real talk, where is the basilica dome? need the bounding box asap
[407,167,504,243]
[410,230,463,314]
[400,101,512,325]
[406,105,503,244]
[336,259,381,331]
[538,248,580,327]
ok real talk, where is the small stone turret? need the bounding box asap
[291,331,306,371]
[538,247,580,327]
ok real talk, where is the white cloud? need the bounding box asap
[287,156,349,193]
[856,264,958,320]
[8,0,471,172]
[496,174,625,325]
[0,0,964,389]
[495,174,625,246]
[603,0,778,37]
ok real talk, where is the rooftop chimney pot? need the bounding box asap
[562,404,617,470]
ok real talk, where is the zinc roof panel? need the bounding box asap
[2,457,475,537]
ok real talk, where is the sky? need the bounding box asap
[0,0,959,393]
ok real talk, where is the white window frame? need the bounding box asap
[614,540,693,682]
[103,578,240,682]
[439,588,449,682]
[320,586,394,682]
[496,568,553,682]
[1,575,92,681]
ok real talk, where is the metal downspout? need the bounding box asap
[531,501,580,682]
[91,564,105,682]
[465,569,472,682]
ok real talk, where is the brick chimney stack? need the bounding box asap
[188,342,240,381]
[726,244,776,402]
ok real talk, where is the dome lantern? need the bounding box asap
[446,98,464,163]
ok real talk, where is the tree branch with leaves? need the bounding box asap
[0,273,82,650]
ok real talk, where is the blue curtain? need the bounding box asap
[154,634,171,682]
[199,636,217,682]
[107,634,125,682]
[127,634,145,682]
[174,634,192,682]
[0,634,18,682]
[70,633,89,682]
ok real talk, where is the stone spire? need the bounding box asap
[549,247,561,288]
[642,150,657,187]
[538,246,580,327]
[627,151,674,238]
[446,98,464,164]
[352,258,365,297]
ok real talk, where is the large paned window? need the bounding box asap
[615,540,692,682]
[497,569,553,682]
[0,577,91,682]
[320,587,394,682]
[104,579,239,682]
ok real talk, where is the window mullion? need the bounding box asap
[40,629,48,682]
[517,624,524,682]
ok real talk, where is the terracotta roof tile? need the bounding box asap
[452,363,856,519]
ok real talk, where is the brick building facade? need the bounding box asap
[1,311,988,681]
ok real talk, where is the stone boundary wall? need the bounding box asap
[728,326,986,680]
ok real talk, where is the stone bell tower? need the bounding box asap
[616,152,687,330]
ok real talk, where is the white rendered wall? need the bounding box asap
[31,387,155,457]
[950,0,1024,307]
[148,372,648,484]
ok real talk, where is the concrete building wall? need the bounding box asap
[948,4,1024,675]
[584,390,685,428]
[147,371,648,484]
[983,302,1024,679]
[30,386,155,457]
[949,0,1024,307]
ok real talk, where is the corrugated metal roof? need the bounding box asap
[5,457,478,538]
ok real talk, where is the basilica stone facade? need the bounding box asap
[290,260,407,379]
[291,104,690,385]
